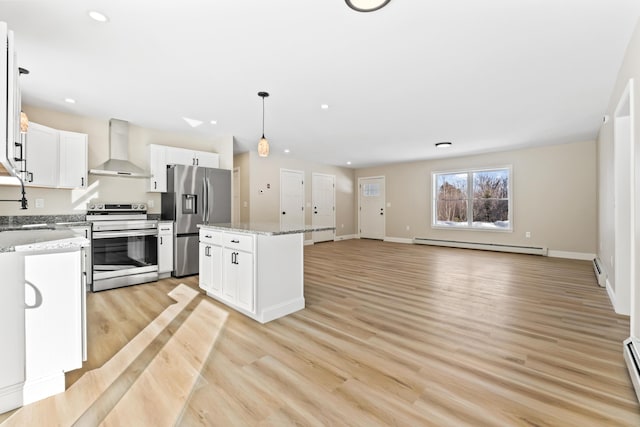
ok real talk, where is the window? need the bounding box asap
[433,167,511,230]
[362,182,381,197]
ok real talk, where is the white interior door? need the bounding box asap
[233,167,240,224]
[312,173,335,243]
[359,176,385,240]
[280,169,305,230]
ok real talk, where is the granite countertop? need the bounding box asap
[0,229,90,253]
[198,222,336,236]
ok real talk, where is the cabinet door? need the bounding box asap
[26,123,58,187]
[59,131,88,189]
[149,144,167,192]
[199,242,222,295]
[165,146,196,166]
[195,151,219,168]
[158,224,173,274]
[223,248,254,312]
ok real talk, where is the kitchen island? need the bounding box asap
[0,228,88,414]
[198,223,335,323]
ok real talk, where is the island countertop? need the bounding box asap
[0,229,89,253]
[198,222,335,236]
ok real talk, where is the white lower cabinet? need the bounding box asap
[199,241,222,296]
[23,248,85,405]
[223,247,254,312]
[158,222,174,278]
[199,227,304,323]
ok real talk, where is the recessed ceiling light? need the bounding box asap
[64,98,76,104]
[210,120,217,125]
[88,10,109,23]
[182,117,203,128]
[320,104,329,110]
[435,142,452,148]
[346,161,352,165]
[284,149,290,154]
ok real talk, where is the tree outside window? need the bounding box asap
[433,168,511,230]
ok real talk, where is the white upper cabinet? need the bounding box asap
[59,130,88,189]
[149,144,167,192]
[25,122,88,189]
[26,123,58,187]
[148,144,220,192]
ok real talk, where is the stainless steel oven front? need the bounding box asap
[87,202,159,291]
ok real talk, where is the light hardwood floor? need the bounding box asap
[2,239,639,426]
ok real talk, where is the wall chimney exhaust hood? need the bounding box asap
[89,119,148,178]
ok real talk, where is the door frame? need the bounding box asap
[358,175,386,240]
[614,78,635,316]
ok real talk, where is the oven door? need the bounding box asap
[92,228,158,291]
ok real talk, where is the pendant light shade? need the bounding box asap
[258,91,270,157]
[345,0,391,12]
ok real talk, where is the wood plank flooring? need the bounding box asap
[2,239,639,426]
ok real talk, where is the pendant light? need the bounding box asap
[345,0,391,12]
[257,91,270,157]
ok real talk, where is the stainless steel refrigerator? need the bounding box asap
[161,164,231,277]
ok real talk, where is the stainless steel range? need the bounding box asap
[87,201,158,291]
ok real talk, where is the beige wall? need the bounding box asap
[234,151,251,223]
[356,140,597,254]
[235,151,356,238]
[597,17,640,293]
[0,105,233,215]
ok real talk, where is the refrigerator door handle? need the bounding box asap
[202,177,207,224]
[206,176,212,224]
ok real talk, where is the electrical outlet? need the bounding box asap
[147,199,154,208]
[406,225,410,231]
[525,231,531,238]
[35,198,44,209]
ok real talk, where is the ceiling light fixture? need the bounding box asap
[258,91,270,158]
[346,161,352,165]
[88,10,109,23]
[321,104,329,109]
[345,0,391,12]
[64,98,76,104]
[210,120,217,125]
[435,142,452,148]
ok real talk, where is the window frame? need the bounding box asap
[431,166,513,232]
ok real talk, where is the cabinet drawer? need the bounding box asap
[200,229,223,245]
[223,232,254,252]
[158,222,173,235]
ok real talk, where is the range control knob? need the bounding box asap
[88,204,95,210]
[132,204,138,210]
[97,204,104,209]
[139,203,146,210]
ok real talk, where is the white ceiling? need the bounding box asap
[2,1,640,168]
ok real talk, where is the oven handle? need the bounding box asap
[92,229,158,239]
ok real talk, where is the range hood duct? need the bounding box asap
[89,119,148,178]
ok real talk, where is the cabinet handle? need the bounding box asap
[160,236,163,245]
[154,181,157,190]
[231,251,239,265]
[205,245,211,256]
[81,177,84,187]
[14,141,23,161]
[230,239,240,243]
[205,234,212,239]
[28,172,33,182]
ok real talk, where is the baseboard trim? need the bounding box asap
[0,382,23,415]
[547,250,596,261]
[334,234,357,241]
[605,278,618,313]
[384,237,413,244]
[259,298,305,323]
[304,239,314,246]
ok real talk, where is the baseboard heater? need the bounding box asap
[624,338,640,404]
[592,257,606,287]
[413,238,547,256]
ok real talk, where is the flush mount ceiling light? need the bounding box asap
[345,0,391,12]
[257,91,270,157]
[435,142,453,148]
[64,98,76,104]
